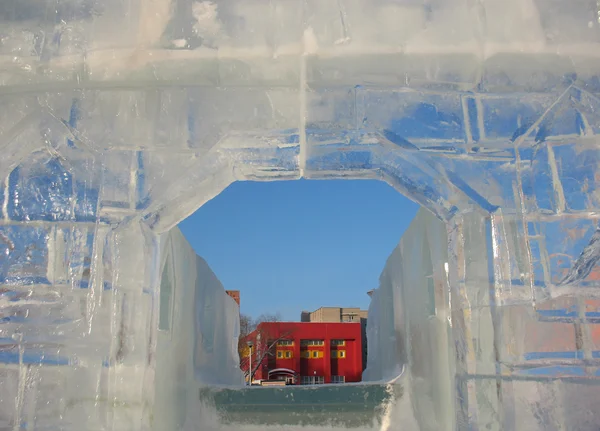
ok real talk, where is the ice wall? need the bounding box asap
[363,208,453,431]
[368,206,600,431]
[154,227,243,431]
[2,0,600,430]
[362,247,405,383]
[0,221,241,431]
[193,257,243,387]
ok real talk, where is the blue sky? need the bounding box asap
[178,179,419,321]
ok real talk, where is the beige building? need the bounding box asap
[301,307,368,323]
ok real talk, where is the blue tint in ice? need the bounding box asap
[2,0,600,430]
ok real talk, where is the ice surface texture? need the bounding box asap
[2,0,600,430]
[364,208,452,430]
[154,227,243,431]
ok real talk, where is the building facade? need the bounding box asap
[301,306,369,371]
[244,322,363,385]
[301,307,368,323]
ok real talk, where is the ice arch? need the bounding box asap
[2,0,600,430]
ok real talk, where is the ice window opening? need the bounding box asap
[173,179,415,429]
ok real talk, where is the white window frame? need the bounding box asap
[301,375,325,385]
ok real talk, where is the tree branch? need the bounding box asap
[249,329,295,382]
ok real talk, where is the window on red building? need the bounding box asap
[331,350,346,359]
[301,340,324,346]
[331,375,346,384]
[276,349,293,359]
[301,376,324,385]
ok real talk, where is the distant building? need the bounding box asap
[300,306,369,370]
[243,322,363,385]
[226,290,240,307]
[302,306,368,323]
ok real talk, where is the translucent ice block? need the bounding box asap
[2,0,600,430]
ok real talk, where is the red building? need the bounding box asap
[243,322,363,385]
[226,290,240,307]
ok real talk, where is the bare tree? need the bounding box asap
[238,314,254,373]
[255,312,282,323]
[238,312,295,383]
[248,325,295,382]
